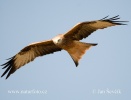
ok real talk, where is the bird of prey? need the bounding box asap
[1,15,127,79]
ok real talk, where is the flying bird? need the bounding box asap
[1,15,127,79]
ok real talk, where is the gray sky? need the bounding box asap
[0,0,131,100]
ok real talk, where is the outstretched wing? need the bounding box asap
[1,40,62,79]
[64,15,127,40]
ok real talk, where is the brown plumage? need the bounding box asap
[1,15,127,79]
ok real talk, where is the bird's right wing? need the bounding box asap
[1,40,62,79]
[64,15,127,40]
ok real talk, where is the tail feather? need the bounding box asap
[65,41,97,67]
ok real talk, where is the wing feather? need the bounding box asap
[64,15,127,40]
[1,40,62,79]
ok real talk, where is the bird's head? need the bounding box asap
[52,34,64,44]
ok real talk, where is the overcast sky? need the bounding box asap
[0,0,131,100]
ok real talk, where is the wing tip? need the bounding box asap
[100,15,128,25]
[1,56,15,79]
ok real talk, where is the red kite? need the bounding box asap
[1,15,127,79]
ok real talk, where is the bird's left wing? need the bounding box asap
[1,40,62,79]
[64,15,127,40]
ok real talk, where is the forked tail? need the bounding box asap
[66,41,97,66]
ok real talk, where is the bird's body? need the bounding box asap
[1,15,127,79]
[52,34,97,66]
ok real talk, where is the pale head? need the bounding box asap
[52,34,64,44]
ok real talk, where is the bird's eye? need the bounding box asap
[58,39,61,43]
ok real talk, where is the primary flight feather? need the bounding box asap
[1,15,127,79]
